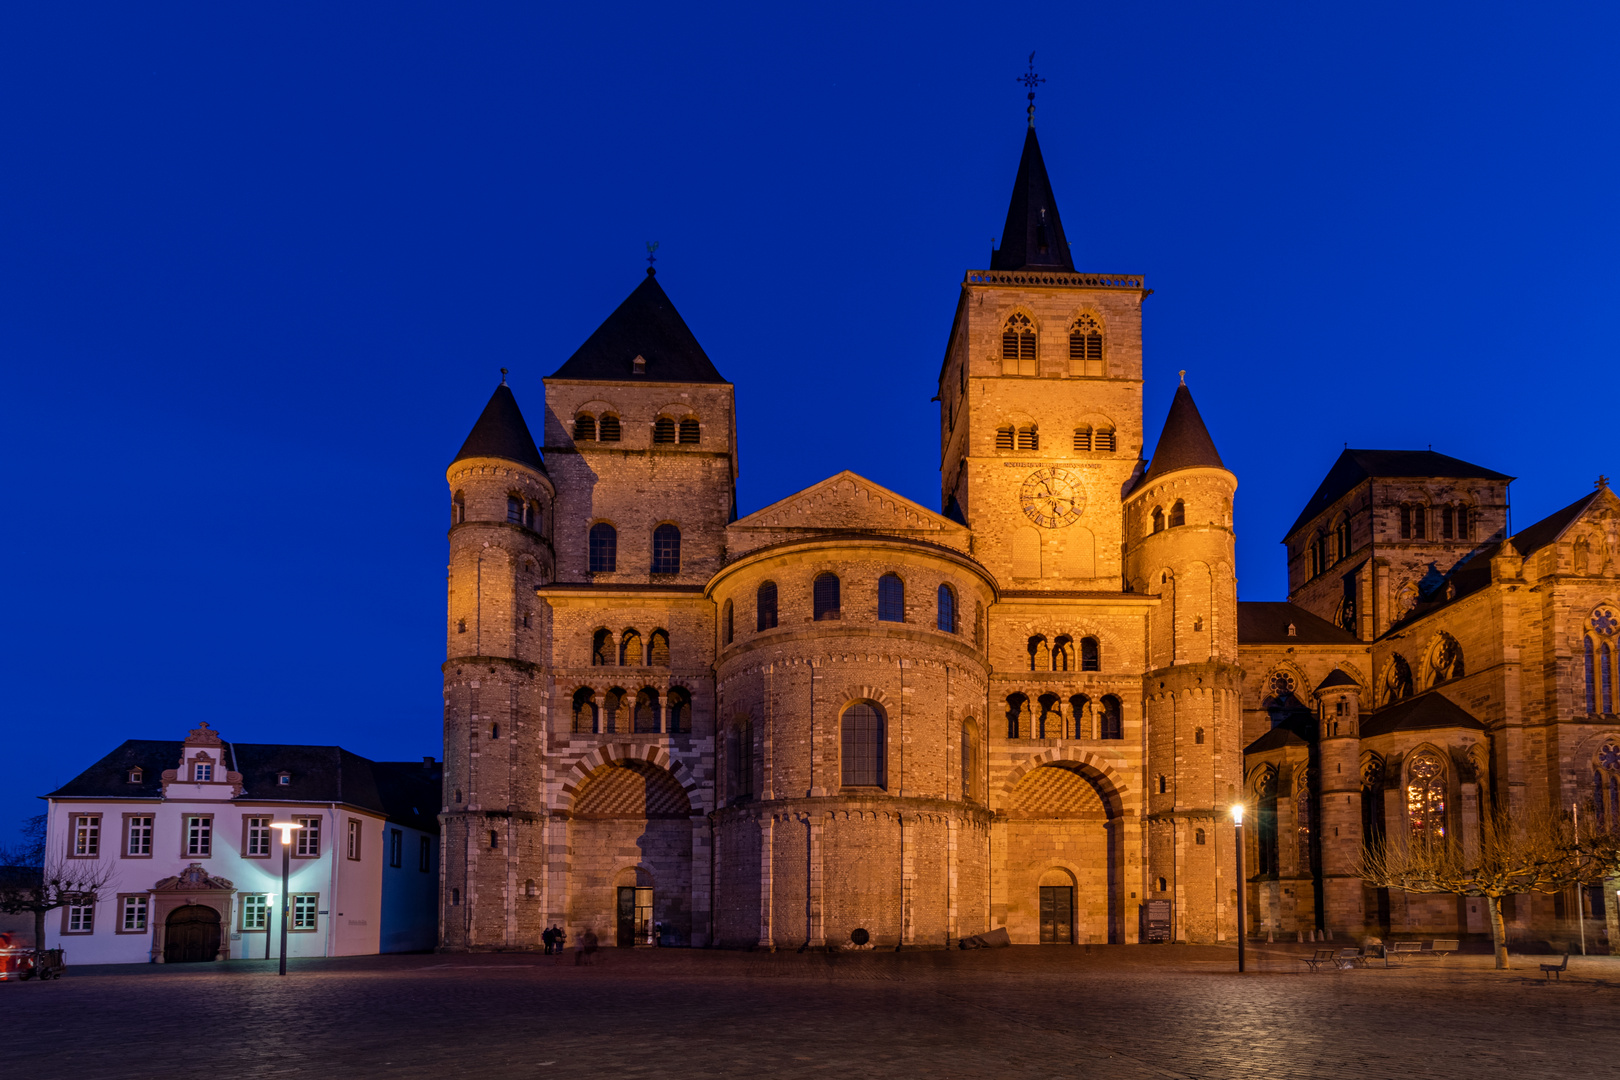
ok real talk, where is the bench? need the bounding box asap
[1430,939,1459,958]
[1302,948,1338,972]
[1337,947,1371,969]
[1540,954,1569,981]
[1385,941,1424,966]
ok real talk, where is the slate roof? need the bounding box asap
[1141,383,1225,485]
[1359,692,1485,738]
[989,127,1075,273]
[451,383,546,473]
[46,740,440,828]
[1285,449,1513,538]
[1508,490,1601,558]
[548,272,727,384]
[1316,668,1360,691]
[1237,601,1359,644]
[1245,725,1310,754]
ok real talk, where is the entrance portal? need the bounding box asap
[1039,886,1074,944]
[616,886,653,946]
[164,904,221,963]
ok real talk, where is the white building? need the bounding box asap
[43,722,440,964]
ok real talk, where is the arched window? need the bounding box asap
[633,688,660,733]
[451,490,465,525]
[589,523,617,573]
[1605,643,1615,714]
[1001,313,1036,376]
[1006,693,1030,738]
[1037,694,1061,739]
[507,495,524,524]
[1586,636,1598,713]
[996,426,1014,452]
[1099,695,1123,740]
[651,524,681,574]
[727,721,754,801]
[649,629,670,666]
[878,574,905,622]
[572,688,599,734]
[620,630,642,667]
[666,687,691,734]
[1151,507,1165,534]
[1456,505,1471,540]
[813,574,841,621]
[1593,743,1620,826]
[1069,694,1090,739]
[960,721,978,800]
[573,414,596,441]
[678,417,700,444]
[598,414,621,442]
[937,584,957,633]
[653,416,676,444]
[1406,754,1446,840]
[1073,427,1091,452]
[841,703,885,787]
[1080,636,1100,672]
[1195,828,1206,845]
[1095,428,1115,452]
[1296,788,1312,868]
[757,582,778,631]
[1256,768,1279,875]
[1027,635,1049,671]
[1169,500,1185,528]
[1194,726,1205,745]
[1052,635,1073,671]
[1069,314,1103,377]
[722,600,734,646]
[1336,518,1351,559]
[591,628,613,666]
[1016,425,1039,451]
[1441,505,1454,539]
[602,688,626,734]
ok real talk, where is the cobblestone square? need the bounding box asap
[7,945,1618,1079]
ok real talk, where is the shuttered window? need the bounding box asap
[1095,428,1115,452]
[678,418,700,443]
[598,414,621,441]
[1069,315,1103,376]
[1073,427,1091,452]
[996,427,1014,452]
[653,417,676,444]
[1016,426,1038,451]
[573,414,596,441]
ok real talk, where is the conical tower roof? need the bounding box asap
[549,271,727,384]
[1142,382,1225,484]
[451,382,545,473]
[989,127,1075,272]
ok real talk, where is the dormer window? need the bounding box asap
[632,354,646,375]
[127,767,143,784]
[194,762,213,782]
[1286,623,1297,637]
[278,772,292,786]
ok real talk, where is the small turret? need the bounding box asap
[1314,668,1365,936]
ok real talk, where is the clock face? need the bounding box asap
[1019,468,1086,528]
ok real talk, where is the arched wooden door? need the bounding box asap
[164,904,221,963]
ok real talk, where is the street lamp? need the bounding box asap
[269,822,304,976]
[1231,803,1246,973]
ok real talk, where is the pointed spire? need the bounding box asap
[989,127,1075,272]
[1142,382,1225,484]
[550,274,727,384]
[451,382,545,473]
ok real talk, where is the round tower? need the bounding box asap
[441,376,556,950]
[1123,379,1241,944]
[1314,668,1365,936]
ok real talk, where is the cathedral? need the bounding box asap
[438,117,1619,952]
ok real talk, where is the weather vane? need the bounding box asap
[646,241,659,275]
[1018,52,1045,127]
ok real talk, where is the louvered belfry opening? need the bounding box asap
[1001,313,1036,375]
[573,414,597,441]
[1073,427,1091,451]
[1095,428,1116,452]
[1016,426,1039,452]
[598,414,621,441]
[678,417,699,443]
[996,427,1015,451]
[653,416,676,444]
[1069,314,1104,377]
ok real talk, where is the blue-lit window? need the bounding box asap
[878,574,904,622]
[589,523,617,573]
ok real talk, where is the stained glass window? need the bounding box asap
[1406,755,1446,840]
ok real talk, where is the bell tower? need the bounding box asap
[937,119,1149,590]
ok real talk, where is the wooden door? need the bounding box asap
[1039,886,1074,944]
[164,904,221,963]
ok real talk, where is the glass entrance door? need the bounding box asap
[1039,885,1074,944]
[616,886,654,946]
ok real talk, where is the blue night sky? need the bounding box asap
[2,3,1616,838]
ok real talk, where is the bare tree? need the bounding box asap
[1358,805,1586,970]
[0,851,116,950]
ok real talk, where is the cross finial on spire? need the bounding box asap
[646,241,659,276]
[1179,369,1186,385]
[1597,475,1609,491]
[500,367,508,385]
[1018,52,1044,128]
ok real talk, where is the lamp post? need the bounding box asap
[269,822,303,976]
[1231,803,1246,973]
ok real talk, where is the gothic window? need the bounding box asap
[1002,313,1036,376]
[1037,694,1061,738]
[878,574,905,622]
[1095,428,1115,452]
[620,630,642,667]
[651,524,681,574]
[1073,427,1091,452]
[1266,671,1297,706]
[996,426,1014,452]
[598,414,621,441]
[649,629,670,667]
[1151,507,1165,534]
[1099,695,1123,740]
[1028,635,1049,671]
[1052,635,1073,672]
[653,416,677,444]
[937,584,957,633]
[592,628,614,666]
[1016,425,1039,451]
[1006,693,1030,738]
[1594,744,1620,826]
[1169,500,1186,528]
[813,574,841,620]
[507,495,524,524]
[1456,505,1470,540]
[451,490,465,525]
[1406,754,1446,840]
[573,414,596,441]
[633,688,660,734]
[589,523,617,573]
[1256,769,1279,875]
[678,417,700,444]
[1070,694,1091,739]
[572,688,599,734]
[1422,632,1464,688]
[1080,636,1100,671]
[1296,788,1312,869]
[1068,314,1103,377]
[666,687,691,734]
[1379,654,1414,706]
[757,581,779,631]
[841,703,886,788]
[722,600,734,646]
[1606,643,1615,714]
